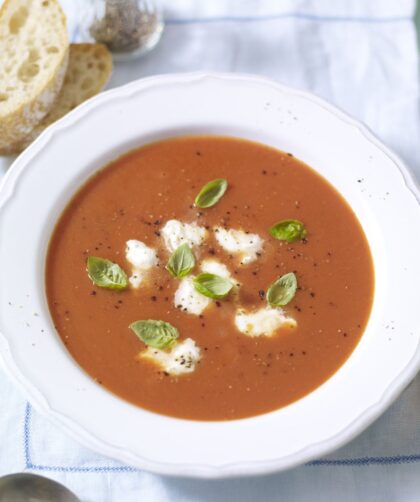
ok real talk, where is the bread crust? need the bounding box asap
[0,0,69,151]
[1,43,113,155]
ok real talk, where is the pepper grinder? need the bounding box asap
[78,0,164,61]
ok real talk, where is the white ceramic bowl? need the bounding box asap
[0,73,419,478]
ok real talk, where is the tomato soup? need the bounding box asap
[46,136,374,420]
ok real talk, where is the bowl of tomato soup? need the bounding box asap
[0,73,418,477]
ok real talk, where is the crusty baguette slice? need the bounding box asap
[0,0,68,152]
[3,43,113,155]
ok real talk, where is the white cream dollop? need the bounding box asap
[140,338,201,375]
[200,258,232,279]
[200,258,241,289]
[234,307,296,337]
[214,227,263,264]
[125,240,159,288]
[161,219,207,253]
[174,276,210,315]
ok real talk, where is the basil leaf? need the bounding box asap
[193,273,233,299]
[269,219,306,242]
[87,256,128,290]
[267,272,297,307]
[130,320,179,349]
[195,178,228,208]
[166,243,195,278]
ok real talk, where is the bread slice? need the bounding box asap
[0,0,68,152]
[3,43,113,155]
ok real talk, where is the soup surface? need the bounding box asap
[46,136,374,420]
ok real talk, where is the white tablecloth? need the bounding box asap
[0,1,419,500]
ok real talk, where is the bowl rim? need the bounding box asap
[0,71,419,478]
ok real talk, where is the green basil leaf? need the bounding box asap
[166,243,195,278]
[87,256,128,290]
[269,219,307,242]
[193,273,233,299]
[195,178,228,208]
[129,320,179,349]
[267,272,297,307]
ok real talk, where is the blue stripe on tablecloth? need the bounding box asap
[22,403,420,473]
[69,13,411,43]
[164,13,411,25]
[24,404,136,473]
